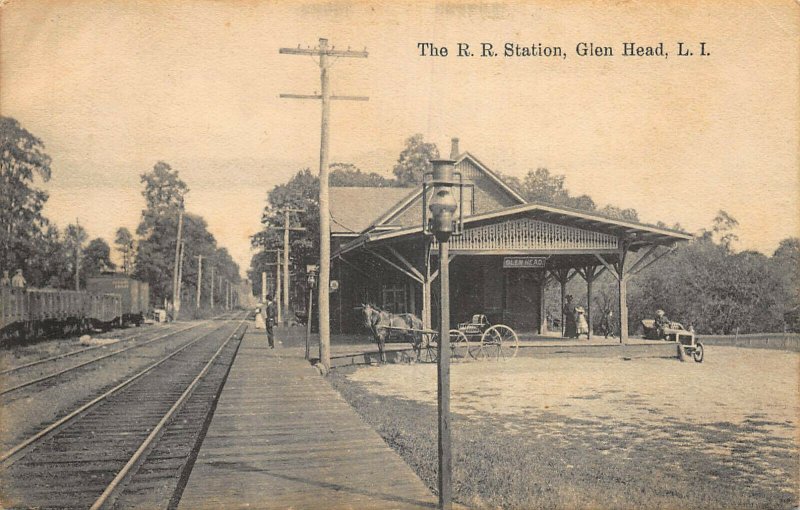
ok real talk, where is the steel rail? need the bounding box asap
[0,316,242,465]
[0,324,180,376]
[0,321,209,397]
[91,320,247,509]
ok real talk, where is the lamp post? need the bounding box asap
[306,265,318,361]
[423,159,463,510]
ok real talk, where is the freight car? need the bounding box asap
[0,286,121,344]
[86,275,150,326]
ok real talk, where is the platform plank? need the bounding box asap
[179,330,437,510]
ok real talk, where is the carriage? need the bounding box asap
[449,314,519,361]
[362,304,519,363]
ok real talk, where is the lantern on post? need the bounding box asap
[305,265,319,360]
[422,158,463,510]
[423,160,464,242]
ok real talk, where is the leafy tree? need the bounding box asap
[84,238,115,279]
[519,168,572,205]
[514,167,643,220]
[134,162,237,309]
[708,210,739,250]
[115,227,135,275]
[330,163,397,187]
[26,225,72,288]
[0,116,52,274]
[137,161,189,236]
[597,204,639,222]
[63,223,88,289]
[772,237,800,320]
[392,134,439,186]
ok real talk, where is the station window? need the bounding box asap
[382,284,407,313]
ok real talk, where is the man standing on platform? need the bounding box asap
[263,294,276,349]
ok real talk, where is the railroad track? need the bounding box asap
[0,312,240,399]
[0,311,240,379]
[0,321,207,399]
[0,326,158,377]
[0,315,247,509]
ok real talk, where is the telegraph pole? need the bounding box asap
[74,218,81,291]
[172,205,184,316]
[279,38,368,368]
[176,240,185,319]
[196,255,203,308]
[269,209,305,325]
[210,265,215,308]
[261,271,267,303]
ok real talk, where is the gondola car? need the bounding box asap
[0,286,121,344]
[86,275,150,326]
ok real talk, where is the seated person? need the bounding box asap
[654,309,671,339]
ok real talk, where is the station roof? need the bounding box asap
[334,201,693,257]
[329,187,417,235]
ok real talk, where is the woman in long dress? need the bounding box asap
[563,295,577,338]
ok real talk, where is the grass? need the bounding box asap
[328,367,798,510]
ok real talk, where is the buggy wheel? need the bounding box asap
[692,342,704,363]
[482,325,519,360]
[449,330,470,362]
[421,333,438,363]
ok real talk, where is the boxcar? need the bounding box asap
[0,287,121,343]
[86,275,150,326]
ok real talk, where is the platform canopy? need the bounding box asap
[335,201,691,258]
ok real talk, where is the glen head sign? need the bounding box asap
[503,256,547,269]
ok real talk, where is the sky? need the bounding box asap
[2,0,798,274]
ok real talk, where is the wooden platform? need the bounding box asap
[329,337,680,368]
[178,329,437,509]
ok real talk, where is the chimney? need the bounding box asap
[450,137,460,160]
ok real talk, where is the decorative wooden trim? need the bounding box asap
[432,217,619,253]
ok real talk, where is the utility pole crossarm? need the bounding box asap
[279,47,368,58]
[280,94,369,101]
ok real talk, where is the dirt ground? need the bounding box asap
[347,347,797,433]
[340,346,799,508]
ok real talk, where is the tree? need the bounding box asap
[392,134,439,186]
[709,210,739,250]
[133,162,239,307]
[627,213,789,335]
[330,163,397,187]
[63,223,88,290]
[84,238,115,279]
[772,237,800,321]
[0,116,52,274]
[115,227,135,275]
[597,204,639,222]
[519,168,571,205]
[26,224,72,288]
[137,161,189,236]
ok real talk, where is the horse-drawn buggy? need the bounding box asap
[361,305,519,363]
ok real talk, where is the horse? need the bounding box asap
[360,303,424,363]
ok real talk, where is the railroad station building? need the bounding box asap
[330,139,692,341]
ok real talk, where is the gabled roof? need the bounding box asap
[334,201,693,257]
[364,152,526,230]
[329,187,417,235]
[457,151,526,204]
